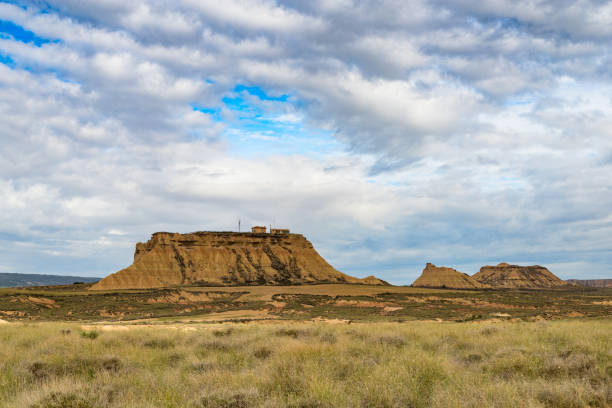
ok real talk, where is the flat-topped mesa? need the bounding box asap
[472,263,565,289]
[412,263,490,289]
[90,231,387,290]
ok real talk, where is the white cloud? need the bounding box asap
[120,3,200,38]
[184,0,327,34]
[0,0,611,282]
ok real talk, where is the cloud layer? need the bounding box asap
[1,0,611,282]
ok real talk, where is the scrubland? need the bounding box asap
[0,319,610,407]
[2,284,611,322]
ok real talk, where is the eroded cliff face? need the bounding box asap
[472,263,565,289]
[566,279,612,288]
[412,263,490,289]
[90,232,386,290]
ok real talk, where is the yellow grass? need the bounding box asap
[0,319,610,407]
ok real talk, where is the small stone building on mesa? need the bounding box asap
[250,226,291,234]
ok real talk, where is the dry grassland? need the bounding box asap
[0,319,610,407]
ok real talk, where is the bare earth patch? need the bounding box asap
[83,324,198,331]
[490,313,512,318]
[311,317,351,324]
[11,296,59,309]
[267,301,287,309]
[334,300,391,308]
[177,309,276,322]
[146,290,213,304]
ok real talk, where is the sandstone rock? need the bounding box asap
[90,231,386,290]
[472,263,565,289]
[361,275,390,285]
[412,263,490,289]
[566,279,612,288]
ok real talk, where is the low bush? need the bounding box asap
[79,331,99,340]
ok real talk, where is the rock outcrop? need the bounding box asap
[472,263,565,289]
[566,279,612,288]
[90,231,387,290]
[412,263,490,289]
[361,275,390,285]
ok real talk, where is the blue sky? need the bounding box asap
[1,0,612,283]
[0,19,52,45]
[191,84,342,157]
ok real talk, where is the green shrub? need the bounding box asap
[80,331,99,340]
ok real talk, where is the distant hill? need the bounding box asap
[0,273,100,288]
[566,279,612,288]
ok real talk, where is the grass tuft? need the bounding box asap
[28,362,50,380]
[194,393,251,408]
[79,330,99,340]
[275,328,302,338]
[30,392,93,408]
[212,328,234,337]
[479,326,497,336]
[319,333,337,344]
[143,338,175,349]
[465,353,483,363]
[253,347,272,360]
[377,335,405,348]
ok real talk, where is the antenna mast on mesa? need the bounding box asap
[238,218,241,233]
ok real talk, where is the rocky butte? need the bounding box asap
[472,263,566,289]
[412,263,490,289]
[90,230,387,290]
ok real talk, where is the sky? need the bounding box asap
[1,0,611,284]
